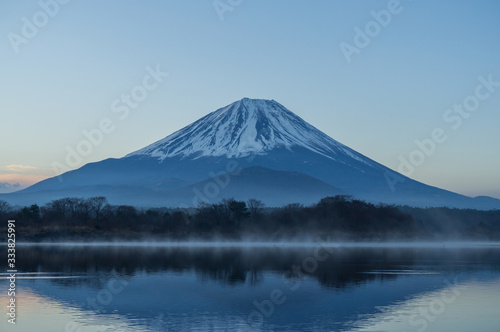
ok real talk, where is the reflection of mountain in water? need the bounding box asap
[14,245,500,289]
[6,245,500,332]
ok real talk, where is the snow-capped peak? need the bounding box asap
[126,98,374,165]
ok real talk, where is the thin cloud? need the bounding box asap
[0,182,20,189]
[5,164,37,170]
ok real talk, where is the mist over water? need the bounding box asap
[1,243,499,331]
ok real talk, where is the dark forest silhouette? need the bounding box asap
[1,195,499,241]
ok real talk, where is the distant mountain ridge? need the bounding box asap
[2,98,500,209]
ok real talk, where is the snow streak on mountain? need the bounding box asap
[127,98,377,167]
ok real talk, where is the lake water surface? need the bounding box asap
[1,242,499,331]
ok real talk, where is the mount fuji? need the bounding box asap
[3,98,500,209]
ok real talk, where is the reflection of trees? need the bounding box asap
[15,246,500,289]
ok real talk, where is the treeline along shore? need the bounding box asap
[1,196,499,241]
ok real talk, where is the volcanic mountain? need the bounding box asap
[3,98,500,209]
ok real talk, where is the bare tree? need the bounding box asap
[0,200,11,219]
[247,199,265,218]
[88,197,108,221]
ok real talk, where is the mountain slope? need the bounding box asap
[3,167,342,207]
[3,98,500,209]
[127,98,378,167]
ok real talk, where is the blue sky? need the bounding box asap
[1,0,499,198]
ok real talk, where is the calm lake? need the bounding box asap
[1,242,500,331]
